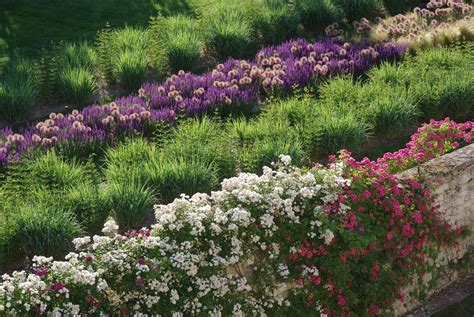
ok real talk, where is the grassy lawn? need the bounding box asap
[0,0,163,72]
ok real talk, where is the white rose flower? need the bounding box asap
[102,219,119,236]
[321,229,335,245]
[279,154,292,166]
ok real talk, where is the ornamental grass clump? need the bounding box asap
[0,58,39,122]
[369,47,474,120]
[326,77,420,139]
[151,15,204,73]
[104,138,159,185]
[246,0,301,45]
[412,67,474,120]
[333,0,385,21]
[228,117,307,173]
[261,96,313,127]
[57,42,97,104]
[7,205,82,259]
[149,157,219,204]
[202,3,254,59]
[295,0,345,33]
[240,136,306,173]
[103,135,219,204]
[106,178,155,231]
[0,153,464,315]
[162,117,238,180]
[318,76,364,107]
[314,110,370,155]
[63,184,110,235]
[165,32,203,73]
[115,50,149,93]
[26,151,90,192]
[57,41,96,72]
[98,27,149,92]
[58,68,96,104]
[316,76,417,142]
[364,90,418,139]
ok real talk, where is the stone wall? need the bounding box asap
[395,143,474,315]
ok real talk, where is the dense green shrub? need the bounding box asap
[27,151,90,192]
[106,179,154,231]
[0,58,39,122]
[246,0,301,45]
[202,3,253,59]
[58,67,96,104]
[333,0,384,21]
[8,205,82,258]
[295,0,344,33]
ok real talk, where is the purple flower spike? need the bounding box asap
[0,38,406,166]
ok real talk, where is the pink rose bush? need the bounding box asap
[0,150,464,315]
[377,118,473,173]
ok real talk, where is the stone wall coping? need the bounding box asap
[397,143,474,181]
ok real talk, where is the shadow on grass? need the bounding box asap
[433,292,474,316]
[0,0,190,71]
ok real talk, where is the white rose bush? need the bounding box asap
[0,151,464,316]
